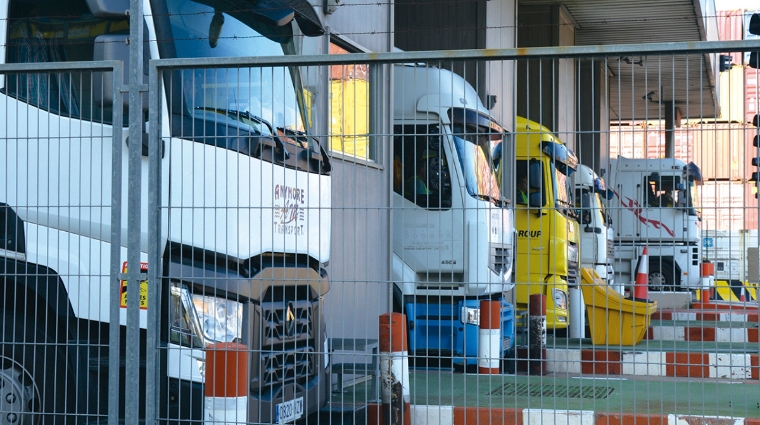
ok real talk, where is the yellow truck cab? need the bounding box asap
[513,117,579,329]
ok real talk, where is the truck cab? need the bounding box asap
[391,63,515,367]
[573,164,615,286]
[513,117,579,329]
[608,157,703,291]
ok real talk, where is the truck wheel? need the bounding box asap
[0,310,73,425]
[648,260,675,291]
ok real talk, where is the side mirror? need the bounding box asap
[93,32,149,114]
[528,163,542,190]
[528,191,543,208]
[605,188,615,200]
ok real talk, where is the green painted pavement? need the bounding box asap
[331,371,760,418]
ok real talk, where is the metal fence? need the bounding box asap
[1,40,760,425]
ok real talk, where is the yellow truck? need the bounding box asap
[513,117,579,329]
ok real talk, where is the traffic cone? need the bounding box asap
[740,287,747,303]
[633,247,649,302]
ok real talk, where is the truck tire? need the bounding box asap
[648,259,675,291]
[0,309,73,425]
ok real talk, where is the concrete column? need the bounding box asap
[577,60,609,174]
[664,101,681,159]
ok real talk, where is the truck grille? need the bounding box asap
[567,263,579,285]
[567,244,579,285]
[262,300,313,341]
[490,244,512,275]
[260,348,316,384]
[259,297,317,387]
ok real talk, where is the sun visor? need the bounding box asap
[280,0,325,36]
[195,0,324,37]
[87,0,129,17]
[251,0,296,27]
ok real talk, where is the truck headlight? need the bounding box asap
[192,294,244,343]
[552,288,568,310]
[169,284,244,347]
[461,306,480,325]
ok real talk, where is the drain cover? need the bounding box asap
[488,383,614,399]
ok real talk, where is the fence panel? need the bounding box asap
[0,40,759,425]
[143,43,760,425]
[0,60,124,425]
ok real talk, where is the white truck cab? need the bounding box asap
[608,156,704,292]
[391,63,516,367]
[573,164,615,287]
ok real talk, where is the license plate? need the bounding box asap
[275,397,303,424]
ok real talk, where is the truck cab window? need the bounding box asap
[646,174,680,208]
[393,125,452,209]
[5,0,130,124]
[515,159,544,207]
[575,190,593,224]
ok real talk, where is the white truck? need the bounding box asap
[391,63,516,368]
[0,0,331,423]
[573,164,615,287]
[607,157,705,292]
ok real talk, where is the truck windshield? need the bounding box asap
[682,181,699,216]
[450,124,503,206]
[163,0,306,132]
[553,164,575,215]
[646,174,697,214]
[597,194,609,226]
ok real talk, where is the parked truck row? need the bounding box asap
[0,3,713,421]
[388,63,711,357]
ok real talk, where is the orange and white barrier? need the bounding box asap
[700,261,715,300]
[368,405,754,425]
[204,342,249,425]
[478,300,501,374]
[379,313,411,425]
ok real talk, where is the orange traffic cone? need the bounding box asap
[740,287,747,303]
[633,247,649,301]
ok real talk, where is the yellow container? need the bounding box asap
[580,268,658,346]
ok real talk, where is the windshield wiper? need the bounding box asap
[557,200,579,220]
[195,107,290,159]
[195,107,274,134]
[475,194,505,207]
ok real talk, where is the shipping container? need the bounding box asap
[718,10,745,64]
[747,67,759,125]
